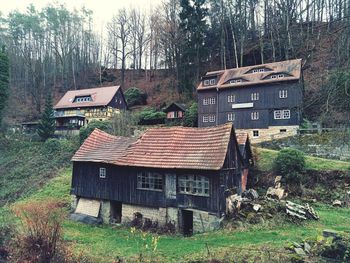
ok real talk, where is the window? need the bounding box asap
[251,112,259,120]
[279,90,288,98]
[209,115,216,122]
[278,74,285,78]
[137,172,163,191]
[274,109,291,119]
[229,79,242,84]
[259,68,265,73]
[203,97,215,105]
[178,175,209,196]
[209,79,216,85]
[227,94,235,103]
[251,92,259,101]
[209,97,216,104]
[203,79,210,86]
[280,129,287,133]
[227,113,235,121]
[99,168,106,179]
[202,116,209,123]
[74,96,92,103]
[271,74,285,80]
[253,130,259,137]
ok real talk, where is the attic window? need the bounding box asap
[270,74,285,80]
[252,68,265,73]
[203,79,216,86]
[99,168,106,179]
[229,79,242,84]
[74,96,92,103]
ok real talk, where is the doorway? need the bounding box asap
[182,210,193,236]
[110,201,122,223]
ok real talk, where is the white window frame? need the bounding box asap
[209,115,216,122]
[178,175,209,197]
[209,97,216,105]
[203,79,210,86]
[271,75,277,79]
[259,68,265,73]
[203,98,209,105]
[227,94,235,103]
[137,172,163,191]
[209,79,216,85]
[99,168,106,179]
[278,74,285,78]
[252,69,259,73]
[251,92,259,101]
[251,112,259,120]
[229,79,242,84]
[274,109,290,120]
[227,113,235,122]
[279,90,288,98]
[283,109,290,119]
[202,116,209,123]
[252,130,259,138]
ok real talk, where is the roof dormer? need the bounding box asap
[73,95,93,103]
[246,67,272,74]
[263,72,291,80]
[225,78,247,85]
[203,78,217,86]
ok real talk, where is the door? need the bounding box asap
[110,201,122,223]
[182,210,193,236]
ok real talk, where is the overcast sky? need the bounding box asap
[0,0,163,31]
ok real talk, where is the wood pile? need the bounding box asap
[286,201,319,220]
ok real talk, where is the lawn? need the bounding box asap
[4,168,350,262]
[255,147,350,172]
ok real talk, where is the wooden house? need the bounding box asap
[53,86,127,133]
[163,103,187,122]
[197,59,303,142]
[71,123,252,234]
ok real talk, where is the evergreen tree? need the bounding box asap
[0,47,9,127]
[37,95,55,141]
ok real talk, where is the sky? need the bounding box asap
[0,0,163,31]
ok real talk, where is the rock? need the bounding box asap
[275,176,282,183]
[332,200,342,207]
[266,187,285,200]
[323,229,340,238]
[304,242,311,253]
[253,204,262,212]
[294,247,306,256]
[292,242,302,248]
[242,189,259,200]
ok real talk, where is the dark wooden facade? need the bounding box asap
[198,81,303,129]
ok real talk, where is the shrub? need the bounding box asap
[124,87,147,107]
[110,111,138,137]
[10,200,68,263]
[183,102,198,127]
[274,148,306,185]
[79,120,112,144]
[138,107,166,125]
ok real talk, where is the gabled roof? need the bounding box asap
[197,59,302,91]
[72,129,135,163]
[72,124,250,171]
[164,102,187,112]
[54,86,121,109]
[116,124,234,170]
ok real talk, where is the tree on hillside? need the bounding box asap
[37,95,55,141]
[183,102,198,127]
[0,47,9,127]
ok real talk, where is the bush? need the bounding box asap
[124,87,147,107]
[138,107,166,125]
[79,120,112,144]
[110,110,138,137]
[274,148,306,185]
[183,102,198,127]
[10,200,68,263]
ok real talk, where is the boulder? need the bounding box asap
[70,213,103,225]
[253,204,262,212]
[242,189,259,200]
[332,200,342,207]
[266,187,285,200]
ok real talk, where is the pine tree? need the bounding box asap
[37,95,55,141]
[0,47,9,127]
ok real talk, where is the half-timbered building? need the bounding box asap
[197,59,303,142]
[71,123,252,234]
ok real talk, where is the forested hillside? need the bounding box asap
[0,0,350,127]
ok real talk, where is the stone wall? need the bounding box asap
[192,210,220,233]
[237,125,299,144]
[121,203,168,225]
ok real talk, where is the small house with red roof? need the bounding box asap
[70,123,252,235]
[53,86,127,132]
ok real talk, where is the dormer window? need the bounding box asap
[270,73,285,80]
[229,79,242,84]
[74,96,92,103]
[203,79,216,86]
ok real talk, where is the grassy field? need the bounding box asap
[3,168,349,262]
[255,147,350,172]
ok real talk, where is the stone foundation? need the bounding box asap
[121,203,168,225]
[237,125,299,144]
[192,210,220,233]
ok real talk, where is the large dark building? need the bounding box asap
[70,124,252,234]
[197,59,303,142]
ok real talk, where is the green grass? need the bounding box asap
[2,168,350,262]
[256,147,350,172]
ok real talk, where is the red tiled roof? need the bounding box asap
[115,123,233,170]
[72,129,135,163]
[54,86,120,109]
[197,59,301,91]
